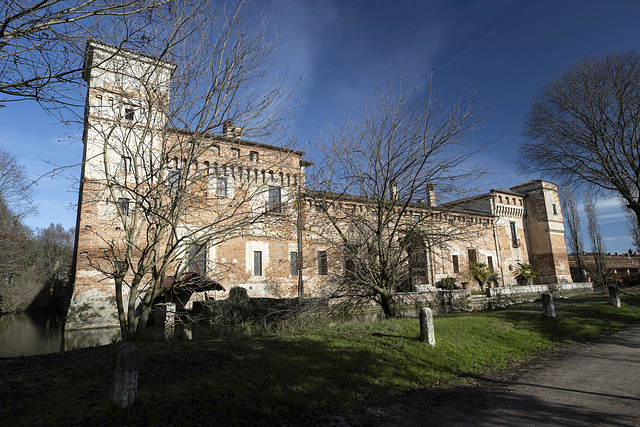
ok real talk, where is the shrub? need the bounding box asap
[439,277,456,290]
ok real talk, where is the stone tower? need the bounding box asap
[68,41,176,329]
[510,180,572,284]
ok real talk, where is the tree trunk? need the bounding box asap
[379,292,397,318]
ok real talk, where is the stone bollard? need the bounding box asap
[608,285,621,308]
[419,307,436,346]
[155,302,176,339]
[111,343,139,409]
[542,292,556,318]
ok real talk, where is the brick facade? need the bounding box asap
[67,42,572,329]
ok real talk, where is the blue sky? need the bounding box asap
[1,0,640,253]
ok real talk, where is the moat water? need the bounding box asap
[0,309,120,358]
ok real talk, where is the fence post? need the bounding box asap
[419,307,436,346]
[542,292,556,318]
[608,285,621,308]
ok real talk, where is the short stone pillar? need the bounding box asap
[110,343,139,408]
[155,302,176,338]
[419,307,436,346]
[542,292,556,318]
[608,285,621,308]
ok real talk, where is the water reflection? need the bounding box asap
[0,310,119,358]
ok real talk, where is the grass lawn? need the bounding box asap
[2,292,640,426]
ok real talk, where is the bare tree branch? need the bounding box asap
[521,51,640,242]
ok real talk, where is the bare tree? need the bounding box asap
[0,0,167,108]
[584,193,608,285]
[520,51,640,242]
[75,0,295,340]
[0,148,34,220]
[560,186,585,280]
[307,79,486,318]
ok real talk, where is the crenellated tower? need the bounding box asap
[510,180,572,284]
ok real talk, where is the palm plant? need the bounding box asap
[469,262,491,289]
[514,262,536,286]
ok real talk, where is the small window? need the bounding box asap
[168,170,181,192]
[487,256,494,271]
[317,251,328,276]
[413,214,420,222]
[231,147,240,158]
[217,177,228,196]
[250,151,259,162]
[468,248,477,265]
[314,204,323,213]
[188,244,207,276]
[510,222,518,248]
[120,156,131,173]
[124,107,134,121]
[452,255,459,274]
[253,251,262,276]
[552,204,558,215]
[117,198,130,215]
[290,252,298,276]
[267,186,282,213]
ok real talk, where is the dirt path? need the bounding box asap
[301,326,640,426]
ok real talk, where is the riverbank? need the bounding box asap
[2,293,640,426]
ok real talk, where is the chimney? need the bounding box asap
[426,183,436,207]
[222,120,233,136]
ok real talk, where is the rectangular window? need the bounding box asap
[467,248,477,265]
[120,156,131,172]
[231,147,240,158]
[117,198,130,215]
[317,251,328,275]
[250,151,259,162]
[168,170,181,192]
[253,251,262,276]
[487,256,494,271]
[552,204,558,215]
[413,214,420,222]
[510,222,518,247]
[124,107,134,121]
[290,251,298,276]
[267,186,282,213]
[188,244,207,276]
[452,255,459,274]
[217,177,228,196]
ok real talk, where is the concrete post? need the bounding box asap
[419,307,436,346]
[155,302,176,338]
[608,285,621,308]
[542,292,556,318]
[110,343,138,408]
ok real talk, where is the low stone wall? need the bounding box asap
[486,282,593,298]
[393,282,594,317]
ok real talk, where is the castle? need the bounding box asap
[68,41,571,329]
